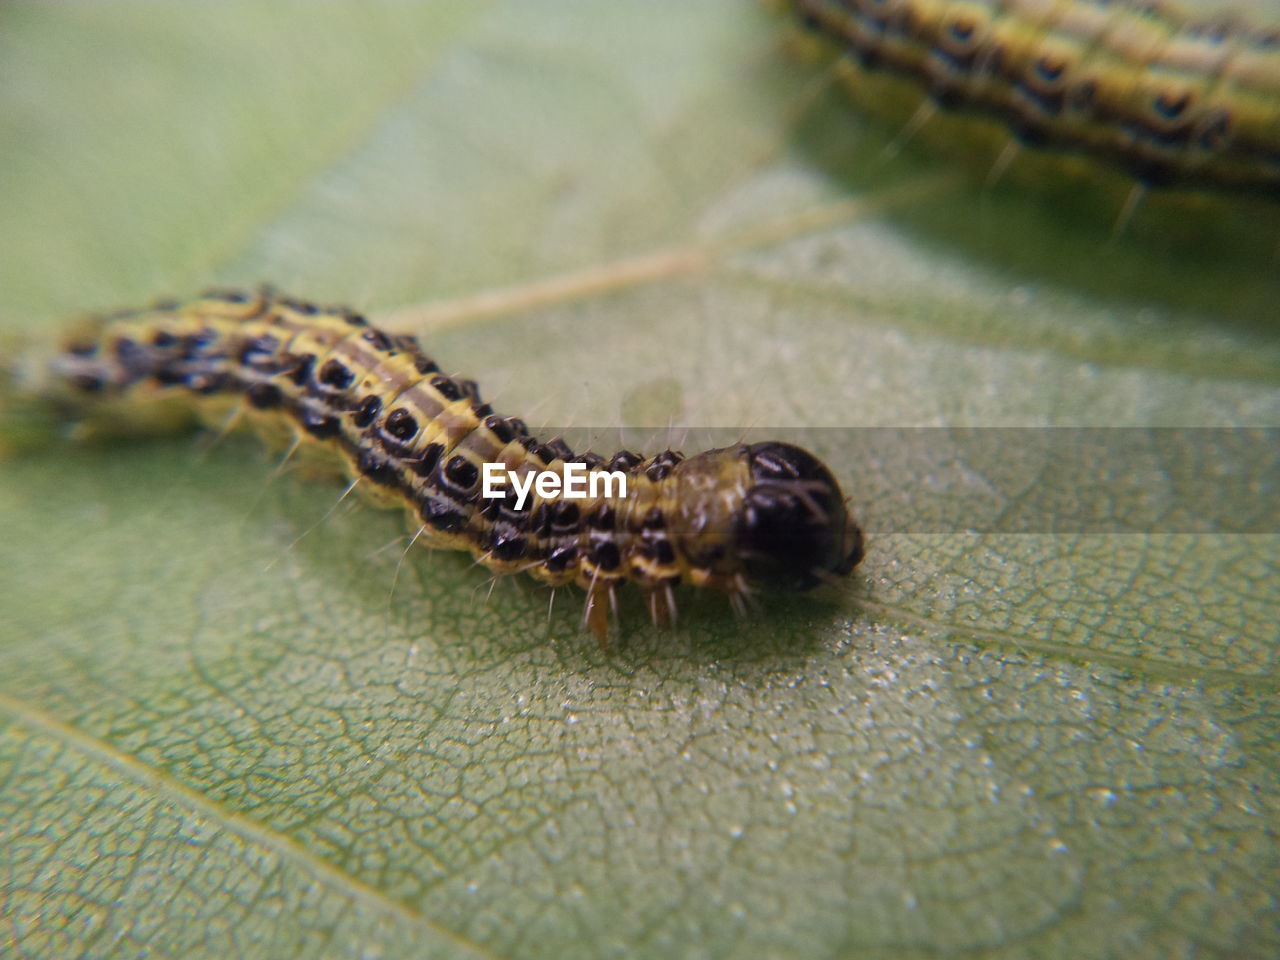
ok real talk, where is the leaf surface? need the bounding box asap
[1,2,1276,958]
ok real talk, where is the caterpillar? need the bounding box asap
[42,288,864,643]
[783,0,1280,195]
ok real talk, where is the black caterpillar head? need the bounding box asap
[736,442,863,591]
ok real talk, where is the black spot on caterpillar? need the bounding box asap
[47,288,864,643]
[784,0,1280,197]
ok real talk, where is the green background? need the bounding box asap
[0,2,1276,958]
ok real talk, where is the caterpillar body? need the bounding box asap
[45,289,864,642]
[785,0,1280,195]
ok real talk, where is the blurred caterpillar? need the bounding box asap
[37,288,864,643]
[784,0,1280,197]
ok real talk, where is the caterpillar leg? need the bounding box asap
[583,582,612,648]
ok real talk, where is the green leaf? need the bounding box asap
[1,2,1276,958]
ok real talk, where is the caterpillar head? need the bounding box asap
[736,442,863,591]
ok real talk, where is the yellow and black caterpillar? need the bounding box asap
[45,289,864,641]
[786,0,1280,194]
